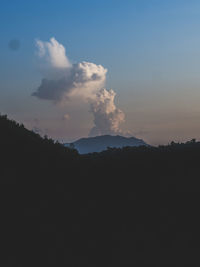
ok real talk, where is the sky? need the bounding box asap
[1,0,200,144]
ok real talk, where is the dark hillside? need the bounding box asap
[1,114,200,266]
[0,114,78,180]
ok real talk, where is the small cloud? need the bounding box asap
[62,114,70,120]
[35,37,71,68]
[8,39,20,51]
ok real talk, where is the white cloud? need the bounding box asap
[89,88,125,136]
[33,37,125,136]
[63,114,70,120]
[32,61,107,102]
[36,37,71,68]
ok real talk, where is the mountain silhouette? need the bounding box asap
[65,135,147,153]
[2,114,200,265]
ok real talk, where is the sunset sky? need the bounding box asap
[1,0,200,144]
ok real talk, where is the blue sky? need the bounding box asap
[1,0,200,144]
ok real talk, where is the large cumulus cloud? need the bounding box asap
[32,37,125,136]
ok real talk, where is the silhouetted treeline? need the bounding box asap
[1,114,200,266]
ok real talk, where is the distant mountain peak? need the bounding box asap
[64,134,147,154]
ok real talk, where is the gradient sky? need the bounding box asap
[1,0,200,144]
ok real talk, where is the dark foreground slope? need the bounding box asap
[65,135,147,153]
[1,114,200,266]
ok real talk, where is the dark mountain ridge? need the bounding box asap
[65,134,148,153]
